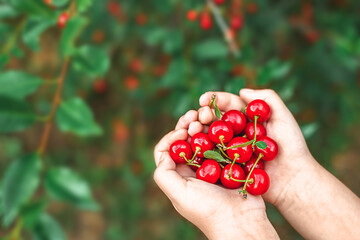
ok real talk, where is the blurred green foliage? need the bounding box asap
[0,0,360,239]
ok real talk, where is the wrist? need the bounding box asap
[204,209,279,240]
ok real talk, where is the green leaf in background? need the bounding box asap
[21,199,47,229]
[60,16,87,56]
[0,96,37,133]
[0,71,43,99]
[145,27,168,46]
[51,0,70,7]
[255,141,267,150]
[1,153,41,226]
[45,167,99,210]
[225,77,246,95]
[76,0,93,13]
[301,122,319,140]
[22,17,55,51]
[32,213,66,240]
[73,45,110,77]
[0,4,18,19]
[203,150,228,163]
[6,0,52,17]
[194,39,228,60]
[163,30,183,54]
[56,97,102,137]
[160,59,186,87]
[257,59,292,86]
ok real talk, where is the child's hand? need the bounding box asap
[198,89,314,207]
[153,110,279,240]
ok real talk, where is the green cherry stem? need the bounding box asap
[241,153,263,199]
[179,152,191,163]
[252,115,259,148]
[209,94,216,108]
[190,146,201,162]
[186,162,201,168]
[229,176,254,184]
[217,144,231,161]
[227,155,238,178]
[219,135,227,149]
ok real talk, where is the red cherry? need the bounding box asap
[222,110,247,135]
[220,164,245,189]
[125,76,139,90]
[187,10,198,22]
[226,137,253,163]
[246,169,270,195]
[230,14,244,31]
[196,160,221,184]
[135,13,147,25]
[58,12,70,29]
[244,155,265,175]
[190,157,204,171]
[214,0,226,5]
[246,99,271,122]
[191,133,215,158]
[246,2,258,14]
[208,120,234,144]
[107,1,122,17]
[93,79,107,93]
[244,122,267,140]
[169,140,192,164]
[254,136,278,161]
[200,13,212,30]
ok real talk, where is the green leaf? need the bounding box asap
[255,141,267,150]
[73,45,110,77]
[163,30,183,54]
[1,154,41,226]
[160,59,186,87]
[76,0,92,13]
[225,77,246,95]
[203,150,228,163]
[44,167,99,210]
[6,0,52,17]
[144,27,168,46]
[0,71,43,99]
[51,0,70,7]
[32,213,66,240]
[0,4,19,19]
[59,16,87,56]
[21,200,47,229]
[213,101,222,119]
[194,39,228,60]
[301,122,319,140]
[0,96,37,133]
[56,97,102,137]
[257,59,292,86]
[22,18,55,51]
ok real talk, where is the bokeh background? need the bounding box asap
[1,0,360,239]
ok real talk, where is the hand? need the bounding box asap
[153,110,279,240]
[198,89,314,207]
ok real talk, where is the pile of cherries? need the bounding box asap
[169,95,278,198]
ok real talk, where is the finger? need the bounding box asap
[188,121,203,137]
[153,153,188,202]
[176,164,196,178]
[199,91,245,111]
[198,106,216,125]
[154,129,188,167]
[175,110,198,130]
[239,88,291,121]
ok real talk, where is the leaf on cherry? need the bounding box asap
[213,101,222,119]
[204,150,227,163]
[255,141,267,150]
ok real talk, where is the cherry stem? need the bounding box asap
[219,135,227,149]
[226,140,254,150]
[190,146,201,162]
[252,115,259,148]
[209,94,216,108]
[179,152,191,164]
[216,144,231,161]
[186,162,201,168]
[230,176,254,184]
[227,157,237,178]
[241,153,263,199]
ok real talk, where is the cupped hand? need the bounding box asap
[198,89,315,207]
[154,110,279,240]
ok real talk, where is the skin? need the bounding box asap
[154,120,279,239]
[197,89,360,239]
[154,89,360,239]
